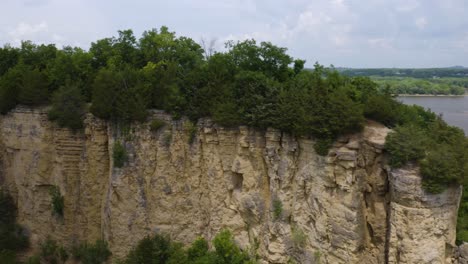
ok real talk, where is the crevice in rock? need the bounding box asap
[383,168,391,264]
[232,172,243,192]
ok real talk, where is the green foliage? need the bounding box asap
[90,68,148,123]
[40,237,68,264]
[385,117,467,195]
[364,94,402,127]
[18,67,49,106]
[0,65,21,114]
[48,84,86,130]
[123,234,173,264]
[0,249,16,264]
[457,184,468,244]
[372,77,467,95]
[314,138,333,156]
[291,226,307,249]
[49,186,64,217]
[314,250,322,263]
[213,230,252,264]
[71,240,111,264]
[0,191,29,263]
[187,237,209,260]
[185,121,197,144]
[122,230,254,264]
[272,199,283,221]
[385,125,430,167]
[150,118,166,132]
[113,141,128,168]
[339,67,468,79]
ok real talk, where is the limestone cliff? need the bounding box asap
[0,107,462,263]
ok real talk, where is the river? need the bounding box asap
[397,96,468,135]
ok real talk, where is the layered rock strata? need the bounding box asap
[0,107,462,263]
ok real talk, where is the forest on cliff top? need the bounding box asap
[0,27,467,251]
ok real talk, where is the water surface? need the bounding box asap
[398,96,468,135]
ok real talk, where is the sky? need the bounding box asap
[1,0,467,68]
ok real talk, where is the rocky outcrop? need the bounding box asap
[455,243,468,264]
[0,107,462,263]
[388,166,461,264]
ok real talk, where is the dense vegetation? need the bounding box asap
[0,27,467,242]
[26,238,111,264]
[338,67,468,79]
[373,77,467,95]
[121,230,255,264]
[337,68,468,95]
[0,191,29,263]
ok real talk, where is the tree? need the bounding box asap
[0,64,22,113]
[90,68,148,122]
[18,67,49,106]
[48,84,86,130]
[0,45,19,76]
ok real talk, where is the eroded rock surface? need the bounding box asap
[0,108,462,263]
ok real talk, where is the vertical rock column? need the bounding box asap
[388,166,462,264]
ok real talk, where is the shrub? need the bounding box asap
[49,186,64,217]
[0,249,15,264]
[272,199,283,221]
[123,234,174,264]
[71,240,111,264]
[420,144,464,193]
[314,138,333,156]
[0,191,29,261]
[150,118,166,132]
[122,230,254,264]
[113,141,128,168]
[364,94,401,127]
[291,226,307,249]
[40,237,68,264]
[384,125,429,168]
[457,184,468,244]
[187,237,209,260]
[185,121,197,144]
[212,230,251,264]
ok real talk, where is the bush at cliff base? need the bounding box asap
[121,230,255,264]
[0,191,29,262]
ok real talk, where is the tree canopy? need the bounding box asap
[0,28,466,229]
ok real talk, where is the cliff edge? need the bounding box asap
[0,107,462,263]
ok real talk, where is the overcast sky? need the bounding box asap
[1,0,467,68]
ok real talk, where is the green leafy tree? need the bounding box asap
[48,84,86,130]
[0,64,23,114]
[18,67,49,106]
[0,45,19,76]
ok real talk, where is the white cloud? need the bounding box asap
[395,0,420,12]
[415,17,428,30]
[0,0,467,67]
[368,38,394,50]
[9,21,48,37]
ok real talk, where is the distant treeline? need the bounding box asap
[338,67,468,79]
[373,77,467,95]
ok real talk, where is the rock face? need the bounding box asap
[0,107,462,263]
